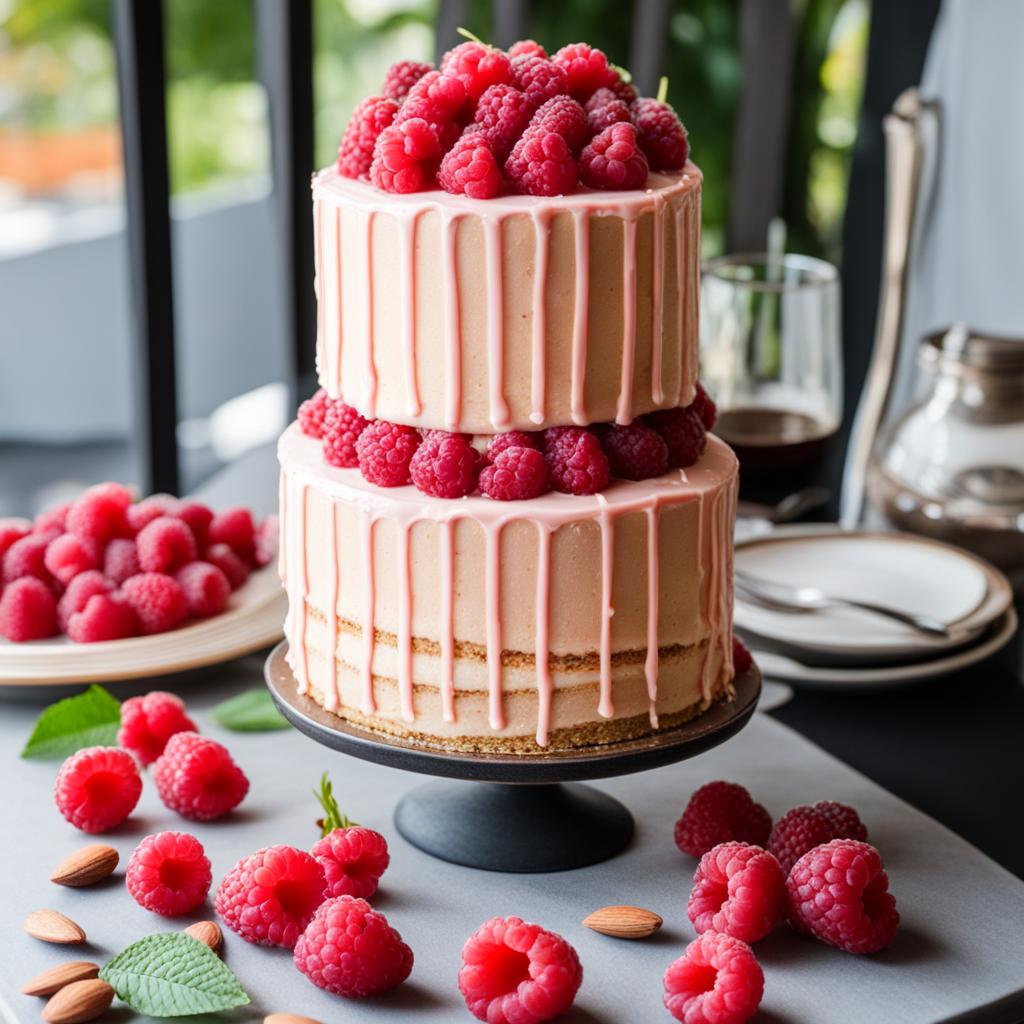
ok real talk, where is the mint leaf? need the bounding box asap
[100,933,249,1017]
[315,771,356,836]
[213,687,289,731]
[21,684,121,759]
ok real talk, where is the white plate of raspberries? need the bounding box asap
[0,483,285,685]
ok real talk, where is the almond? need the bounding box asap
[264,1016,323,1024]
[41,979,114,1023]
[184,919,223,954]
[24,910,87,945]
[21,961,100,997]
[50,845,119,887]
[582,904,663,939]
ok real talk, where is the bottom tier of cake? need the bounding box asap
[277,423,739,753]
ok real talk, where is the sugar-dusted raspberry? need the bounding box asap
[552,42,618,101]
[409,430,479,498]
[370,117,442,194]
[118,690,198,766]
[632,96,690,171]
[175,501,214,549]
[0,576,58,641]
[439,133,503,199]
[137,516,198,574]
[126,494,181,534]
[57,570,112,632]
[2,533,54,586]
[644,405,707,467]
[204,543,251,590]
[103,537,141,586]
[529,95,588,151]
[66,482,133,542]
[172,561,229,619]
[440,41,513,103]
[313,827,391,900]
[585,95,631,136]
[486,430,541,462]
[297,388,331,439]
[153,731,249,822]
[120,572,189,635]
[664,932,764,1024]
[732,636,753,674]
[395,71,466,145]
[336,95,399,181]
[322,399,370,469]
[208,507,256,563]
[814,801,868,843]
[43,533,100,585]
[0,517,32,561]
[254,514,279,567]
[543,426,610,495]
[459,916,582,1024]
[381,59,433,101]
[472,84,534,161]
[786,839,899,954]
[127,831,211,916]
[295,896,413,998]
[511,55,569,109]
[509,39,547,61]
[33,504,70,537]
[600,421,668,479]
[215,845,326,949]
[505,128,577,197]
[54,746,142,833]
[67,592,138,643]
[675,781,772,858]
[691,381,717,430]
[688,842,785,944]
[479,446,549,500]
[356,420,421,487]
[768,806,836,875]
[580,121,649,191]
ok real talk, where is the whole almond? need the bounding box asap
[41,979,114,1023]
[184,919,223,954]
[21,961,100,997]
[24,910,87,945]
[264,1015,323,1024]
[582,904,663,939]
[50,845,119,887]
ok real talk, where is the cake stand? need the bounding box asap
[264,641,760,873]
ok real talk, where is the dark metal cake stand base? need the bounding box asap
[265,642,760,872]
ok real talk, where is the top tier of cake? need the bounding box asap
[312,163,702,434]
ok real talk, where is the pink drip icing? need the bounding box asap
[441,212,463,432]
[650,194,665,405]
[570,208,590,425]
[439,517,456,722]
[359,511,377,714]
[615,214,639,425]
[687,189,701,402]
[534,523,553,746]
[325,502,339,710]
[483,215,510,429]
[396,519,415,722]
[363,210,378,416]
[484,520,506,730]
[674,201,686,408]
[529,208,551,425]
[334,205,343,396]
[644,505,660,727]
[695,484,710,701]
[597,495,615,719]
[398,211,422,417]
[314,201,325,385]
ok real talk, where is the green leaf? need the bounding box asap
[21,684,121,760]
[213,687,289,731]
[315,771,356,837]
[100,933,249,1017]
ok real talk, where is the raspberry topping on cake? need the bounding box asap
[552,42,618,101]
[472,84,535,160]
[645,405,707,468]
[381,59,433,102]
[297,388,331,439]
[479,445,549,500]
[511,55,569,108]
[675,781,773,858]
[580,121,649,190]
[505,126,578,196]
[632,92,690,171]
[440,40,513,103]
[585,94,632,136]
[409,430,479,497]
[529,95,588,151]
[508,39,547,61]
[439,133,503,199]
[337,96,398,182]
[663,932,764,1024]
[356,420,421,487]
[732,636,753,674]
[395,70,466,144]
[542,426,610,495]
[691,381,718,430]
[323,399,370,469]
[370,118,442,194]
[600,421,669,479]
[486,430,541,461]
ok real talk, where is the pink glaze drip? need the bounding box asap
[333,205,343,396]
[650,194,665,405]
[570,208,591,425]
[615,213,639,425]
[359,510,377,714]
[534,523,553,746]
[439,517,456,722]
[362,209,378,416]
[324,502,340,710]
[396,519,415,722]
[597,494,615,719]
[398,210,422,417]
[484,520,506,730]
[441,212,463,431]
[644,505,660,727]
[483,215,510,429]
[529,208,551,425]
[673,200,687,408]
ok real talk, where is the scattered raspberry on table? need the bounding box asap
[54,746,142,833]
[126,831,212,916]
[117,690,198,766]
[152,731,249,821]
[675,780,773,858]
[663,931,764,1024]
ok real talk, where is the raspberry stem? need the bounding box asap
[610,62,633,83]
[456,26,488,46]
[315,771,356,836]
[657,75,669,105]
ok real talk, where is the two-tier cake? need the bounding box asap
[278,39,739,753]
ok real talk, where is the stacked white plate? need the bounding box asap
[735,526,1016,690]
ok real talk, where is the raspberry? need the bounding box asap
[472,84,534,161]
[381,59,433,102]
[395,71,466,146]
[579,121,649,191]
[126,831,211,916]
[33,504,70,537]
[204,543,251,590]
[511,56,569,109]
[0,576,58,641]
[508,39,547,61]
[439,133,504,199]
[57,571,112,632]
[153,731,249,821]
[370,117,442,194]
[313,827,391,900]
[43,533,100,585]
[505,128,577,197]
[66,482,133,542]
[529,95,587,151]
[440,41,513,103]
[688,842,785,944]
[543,426,610,495]
[732,636,753,674]
[600,421,668,479]
[767,806,837,875]
[691,381,717,430]
[136,516,198,574]
[126,494,181,534]
[786,840,899,954]
[175,501,214,548]
[585,96,631,136]
[336,95,398,181]
[118,690,198,766]
[459,916,582,1024]
[295,896,413,997]
[2,533,54,586]
[215,845,325,949]
[208,507,256,563]
[103,538,141,585]
[479,446,549,500]
[632,96,690,172]
[552,42,618,101]
[814,800,868,842]
[486,430,540,461]
[297,388,331,439]
[0,517,32,560]
[409,430,479,497]
[663,932,764,1024]
[356,420,421,487]
[54,746,142,833]
[254,514,279,567]
[175,561,231,618]
[607,76,638,105]
[674,781,772,858]
[644,405,707,467]
[67,592,138,643]
[120,572,189,635]
[322,399,370,469]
